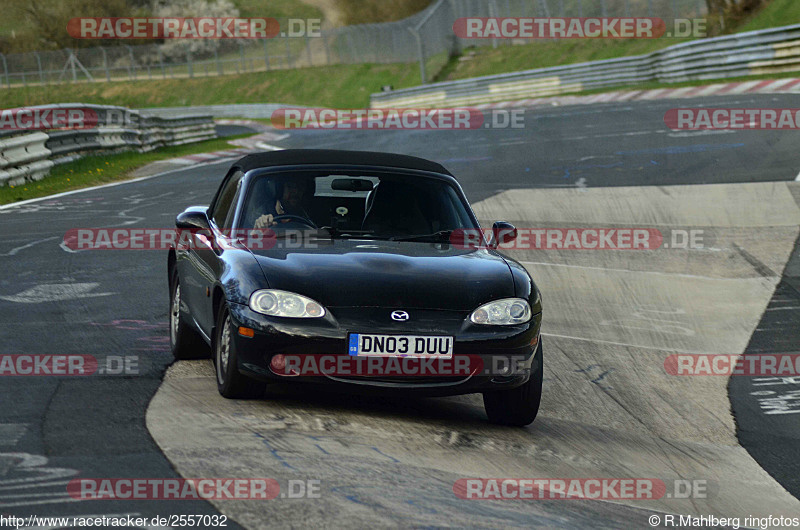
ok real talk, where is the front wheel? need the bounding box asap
[170,270,209,360]
[483,341,543,426]
[213,303,266,399]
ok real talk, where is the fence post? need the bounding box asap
[33,52,44,84]
[285,36,293,68]
[263,39,270,71]
[489,0,499,49]
[0,53,8,88]
[215,47,222,75]
[100,46,110,82]
[187,49,193,78]
[159,48,166,79]
[323,32,331,65]
[409,27,426,84]
[239,42,245,72]
[127,45,136,79]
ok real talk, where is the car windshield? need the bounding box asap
[239,171,478,240]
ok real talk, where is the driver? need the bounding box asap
[254,178,314,228]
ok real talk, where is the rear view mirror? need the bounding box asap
[492,222,517,248]
[331,178,375,192]
[176,207,211,231]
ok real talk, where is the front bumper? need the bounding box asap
[227,302,542,396]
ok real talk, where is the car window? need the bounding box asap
[211,170,244,228]
[222,179,243,230]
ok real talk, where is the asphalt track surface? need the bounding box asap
[1,93,799,528]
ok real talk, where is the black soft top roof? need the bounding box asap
[232,149,452,176]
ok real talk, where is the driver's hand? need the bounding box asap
[254,214,275,229]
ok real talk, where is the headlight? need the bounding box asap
[470,298,531,325]
[249,290,326,318]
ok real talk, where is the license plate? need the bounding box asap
[348,334,453,358]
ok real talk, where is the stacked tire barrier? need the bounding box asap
[371,23,800,108]
[0,104,216,187]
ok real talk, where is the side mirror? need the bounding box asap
[176,207,211,231]
[492,221,517,248]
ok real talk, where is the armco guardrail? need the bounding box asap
[371,23,800,108]
[0,104,215,187]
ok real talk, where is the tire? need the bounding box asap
[483,341,543,427]
[169,269,209,360]
[213,302,266,399]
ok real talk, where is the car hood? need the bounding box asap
[248,239,515,310]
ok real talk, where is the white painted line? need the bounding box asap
[760,78,799,92]
[691,84,727,97]
[615,91,643,101]
[540,332,724,354]
[727,80,763,94]
[254,142,286,152]
[664,86,697,98]
[0,157,235,212]
[169,158,197,165]
[637,88,670,100]
[0,237,59,257]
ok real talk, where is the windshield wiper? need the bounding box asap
[389,230,455,242]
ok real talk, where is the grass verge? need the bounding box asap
[0,133,251,205]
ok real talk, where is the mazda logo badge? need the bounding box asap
[391,311,410,321]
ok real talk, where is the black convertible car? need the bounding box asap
[168,150,543,426]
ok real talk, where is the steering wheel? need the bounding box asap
[271,214,317,229]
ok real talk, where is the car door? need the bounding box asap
[184,170,244,336]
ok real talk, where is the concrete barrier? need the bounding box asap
[0,104,216,187]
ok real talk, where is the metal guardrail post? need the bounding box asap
[263,40,270,71]
[127,45,136,79]
[188,50,194,78]
[239,42,245,72]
